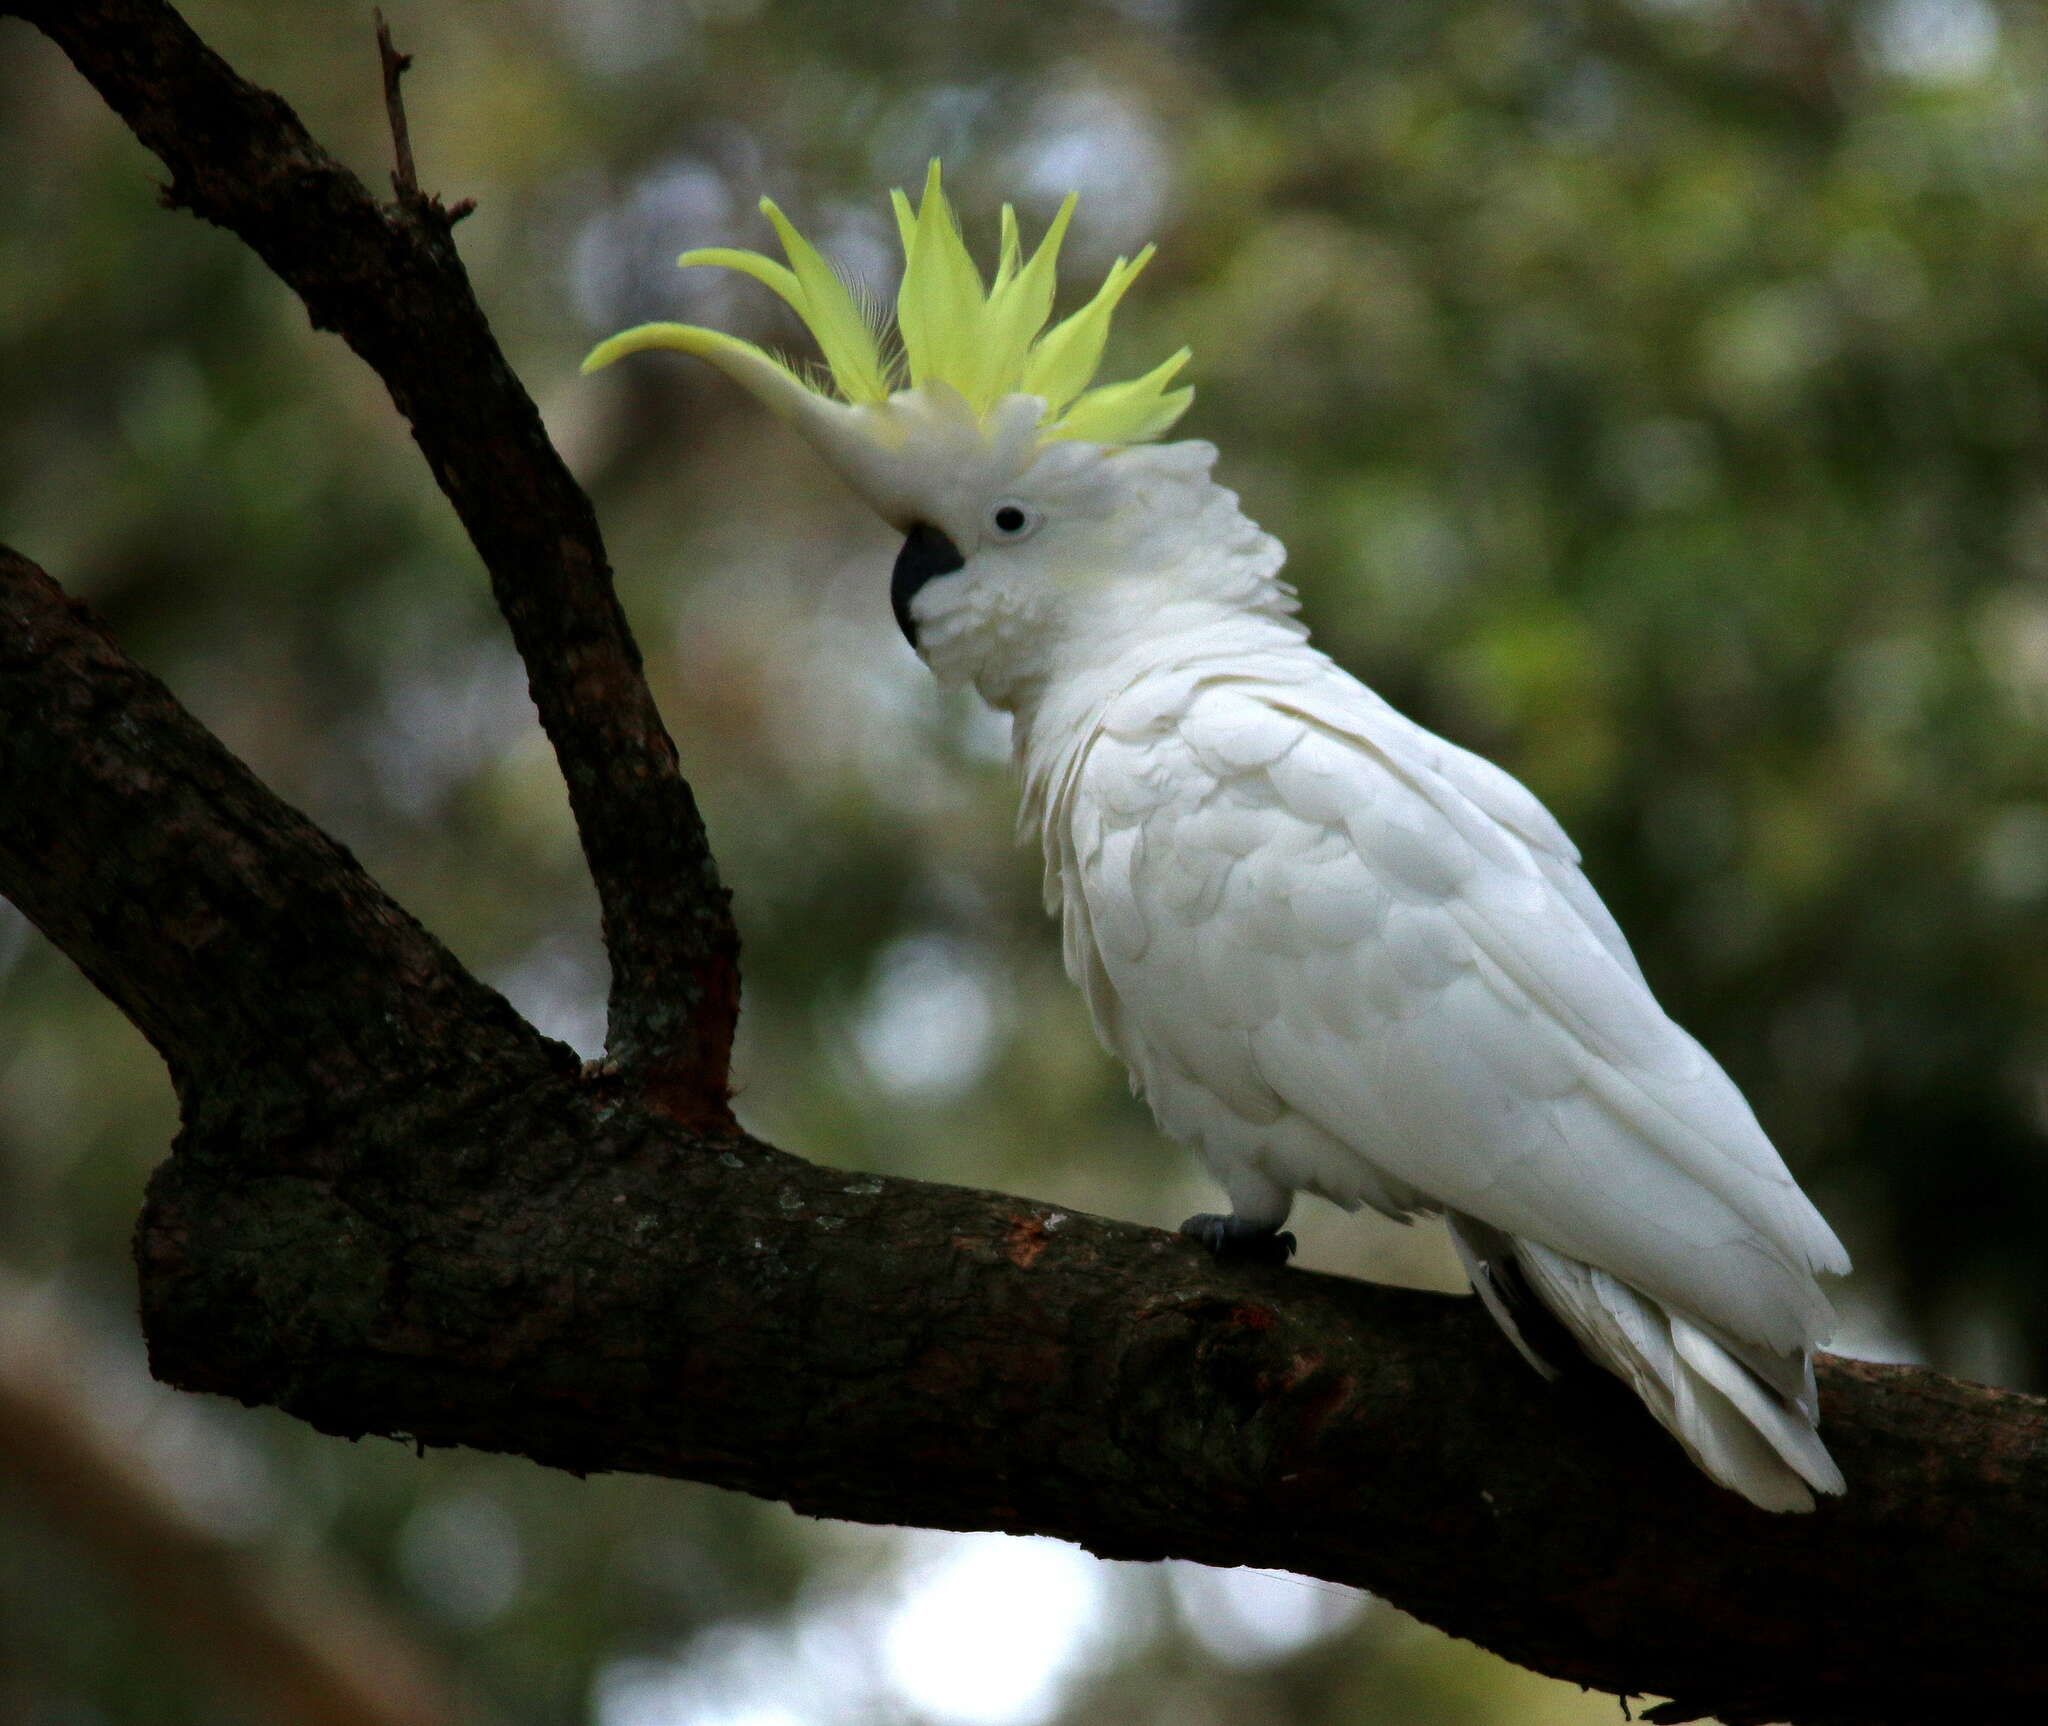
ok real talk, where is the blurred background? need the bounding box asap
[4,0,2048,1720]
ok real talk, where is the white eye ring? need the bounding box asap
[987,500,1040,541]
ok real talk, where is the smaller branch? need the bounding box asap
[372,9,417,203]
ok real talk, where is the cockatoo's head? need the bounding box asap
[585,165,1279,709]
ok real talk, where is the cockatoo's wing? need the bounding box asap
[1061,656,1848,1368]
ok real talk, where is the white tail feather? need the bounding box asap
[1480,1231,1843,1512]
[1445,1215,1560,1382]
[1669,1315,1844,1496]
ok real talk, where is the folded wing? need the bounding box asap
[1065,660,1847,1370]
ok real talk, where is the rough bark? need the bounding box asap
[1,7,2044,1726]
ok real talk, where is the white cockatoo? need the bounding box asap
[586,166,1851,1512]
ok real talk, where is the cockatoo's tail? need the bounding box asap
[582,162,1191,540]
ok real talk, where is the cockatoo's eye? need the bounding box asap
[988,501,1040,541]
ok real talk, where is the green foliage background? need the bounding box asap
[4,1,2046,1721]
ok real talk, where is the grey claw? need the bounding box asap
[1180,1214,1297,1265]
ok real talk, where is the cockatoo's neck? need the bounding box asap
[1008,591,1315,839]
[1008,595,1307,737]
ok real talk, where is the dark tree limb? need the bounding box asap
[5,0,737,1120]
[2,7,2046,1726]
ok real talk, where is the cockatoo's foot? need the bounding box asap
[1180,1214,1298,1265]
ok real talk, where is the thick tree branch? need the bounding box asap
[3,8,2045,1725]
[4,0,737,1118]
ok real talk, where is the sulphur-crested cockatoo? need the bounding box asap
[586,165,1850,1511]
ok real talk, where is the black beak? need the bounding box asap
[891,522,965,647]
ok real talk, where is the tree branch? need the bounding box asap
[4,0,737,1120]
[127,1026,2048,1726]
[372,10,420,204]
[3,7,2045,1725]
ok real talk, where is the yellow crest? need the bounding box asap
[582,162,1192,447]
